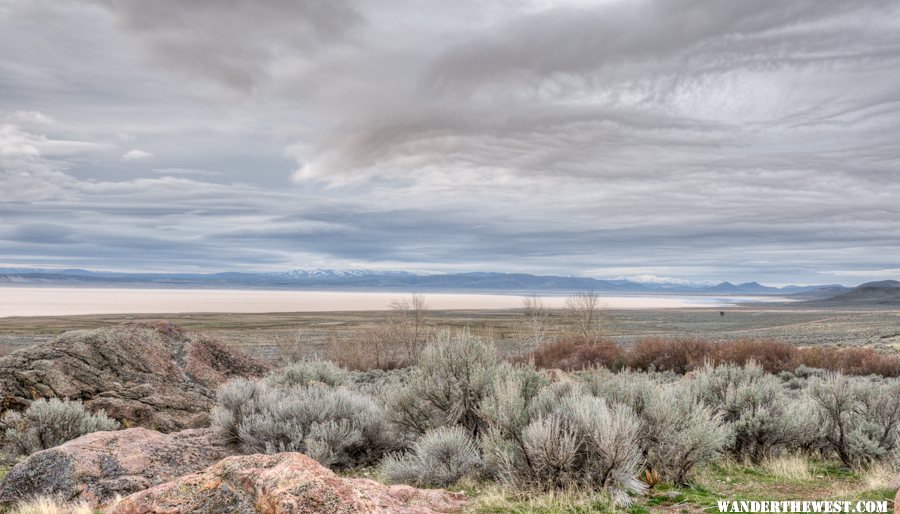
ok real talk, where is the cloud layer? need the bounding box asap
[1,0,899,285]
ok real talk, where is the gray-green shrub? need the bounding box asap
[266,359,349,388]
[483,393,646,505]
[1,398,119,459]
[809,373,900,468]
[385,330,502,440]
[381,426,482,487]
[641,385,728,484]
[691,362,818,462]
[211,378,395,468]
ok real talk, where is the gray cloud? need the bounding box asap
[84,0,364,92]
[1,0,899,285]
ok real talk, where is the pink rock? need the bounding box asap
[0,427,234,508]
[112,452,468,514]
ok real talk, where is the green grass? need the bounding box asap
[464,459,896,514]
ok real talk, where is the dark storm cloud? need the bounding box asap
[1,0,899,284]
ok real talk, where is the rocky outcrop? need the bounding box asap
[112,453,468,514]
[0,323,270,431]
[0,427,234,508]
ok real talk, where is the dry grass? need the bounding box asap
[9,496,96,514]
[857,462,897,491]
[470,483,617,513]
[761,454,812,481]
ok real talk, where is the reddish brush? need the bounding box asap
[626,338,715,374]
[716,339,801,373]
[520,336,900,378]
[519,338,624,371]
[800,346,900,377]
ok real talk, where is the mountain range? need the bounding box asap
[0,268,850,295]
[802,280,900,306]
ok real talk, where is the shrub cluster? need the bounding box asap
[209,331,900,506]
[690,362,819,463]
[1,398,119,460]
[521,337,900,377]
[517,338,624,371]
[210,376,395,468]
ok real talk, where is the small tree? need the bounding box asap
[389,293,431,363]
[564,291,608,344]
[519,294,550,349]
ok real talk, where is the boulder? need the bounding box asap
[0,427,234,508]
[0,323,270,431]
[112,453,468,514]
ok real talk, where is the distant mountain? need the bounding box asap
[807,280,900,306]
[785,284,852,300]
[0,268,844,295]
[707,281,779,293]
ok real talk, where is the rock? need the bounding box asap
[0,323,270,431]
[0,427,234,508]
[112,452,468,514]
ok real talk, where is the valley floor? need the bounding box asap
[1,307,897,360]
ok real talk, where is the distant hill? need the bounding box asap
[0,267,842,295]
[806,280,900,306]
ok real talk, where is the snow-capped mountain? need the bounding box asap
[0,267,848,295]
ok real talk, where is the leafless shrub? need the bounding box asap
[564,292,609,344]
[389,293,432,362]
[271,330,310,365]
[324,325,405,371]
[518,294,550,349]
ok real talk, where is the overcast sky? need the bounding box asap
[1,0,899,285]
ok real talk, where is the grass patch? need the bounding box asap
[464,459,896,514]
[471,484,621,514]
[761,454,811,481]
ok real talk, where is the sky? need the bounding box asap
[1,0,899,286]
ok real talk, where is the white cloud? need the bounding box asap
[122,148,153,160]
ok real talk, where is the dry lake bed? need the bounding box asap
[0,286,791,317]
